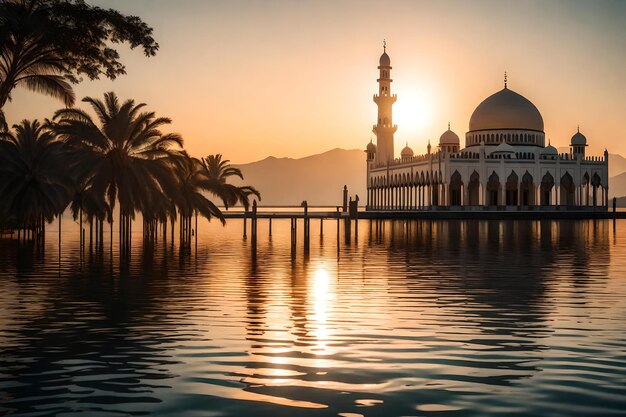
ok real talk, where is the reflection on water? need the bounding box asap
[1,218,625,416]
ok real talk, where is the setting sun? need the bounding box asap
[393,88,432,138]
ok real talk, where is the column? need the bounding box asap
[461,184,465,206]
[483,183,489,206]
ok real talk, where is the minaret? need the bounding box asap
[372,41,397,164]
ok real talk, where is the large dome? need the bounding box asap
[469,87,544,132]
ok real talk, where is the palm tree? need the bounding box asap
[170,153,224,220]
[0,109,7,131]
[0,0,159,113]
[51,91,183,247]
[199,154,261,210]
[0,119,72,240]
[0,0,75,109]
[161,152,227,247]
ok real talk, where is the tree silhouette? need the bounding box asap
[0,0,158,110]
[0,119,72,234]
[51,92,182,245]
[200,154,261,211]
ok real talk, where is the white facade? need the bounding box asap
[365,49,609,211]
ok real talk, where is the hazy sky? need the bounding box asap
[4,0,626,163]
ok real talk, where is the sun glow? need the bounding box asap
[393,88,432,137]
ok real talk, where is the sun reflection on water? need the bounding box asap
[312,266,332,355]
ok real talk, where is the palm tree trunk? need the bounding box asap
[110,218,113,253]
[79,206,83,249]
[119,210,123,251]
[58,213,62,265]
[41,215,45,248]
[89,216,93,253]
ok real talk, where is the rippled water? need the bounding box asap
[1,218,625,417]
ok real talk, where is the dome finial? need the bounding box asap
[447,121,450,130]
[504,71,508,88]
[577,124,580,133]
[383,39,386,52]
[548,138,551,146]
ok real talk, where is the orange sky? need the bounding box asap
[4,0,626,163]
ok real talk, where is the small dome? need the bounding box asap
[491,142,516,156]
[379,51,390,67]
[366,140,377,152]
[571,129,587,146]
[469,87,544,132]
[541,144,558,155]
[439,125,460,145]
[401,143,414,158]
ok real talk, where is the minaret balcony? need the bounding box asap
[373,94,397,104]
[372,124,398,134]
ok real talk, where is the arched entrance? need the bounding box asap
[560,172,575,206]
[582,172,590,206]
[540,172,554,206]
[449,171,462,205]
[505,171,519,206]
[591,173,601,207]
[487,172,501,206]
[520,171,534,206]
[468,171,480,205]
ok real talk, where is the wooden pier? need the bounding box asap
[221,192,626,260]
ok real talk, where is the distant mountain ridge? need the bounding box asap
[234,148,626,206]
[233,148,366,206]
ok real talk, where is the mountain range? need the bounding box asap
[234,148,366,206]
[234,148,626,206]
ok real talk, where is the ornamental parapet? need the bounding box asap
[372,124,398,133]
[373,94,398,104]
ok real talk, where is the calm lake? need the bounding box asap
[1,217,625,416]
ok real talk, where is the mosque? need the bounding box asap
[365,46,609,211]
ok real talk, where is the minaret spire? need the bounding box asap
[504,71,508,88]
[383,39,386,52]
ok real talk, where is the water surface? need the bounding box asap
[1,218,625,416]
